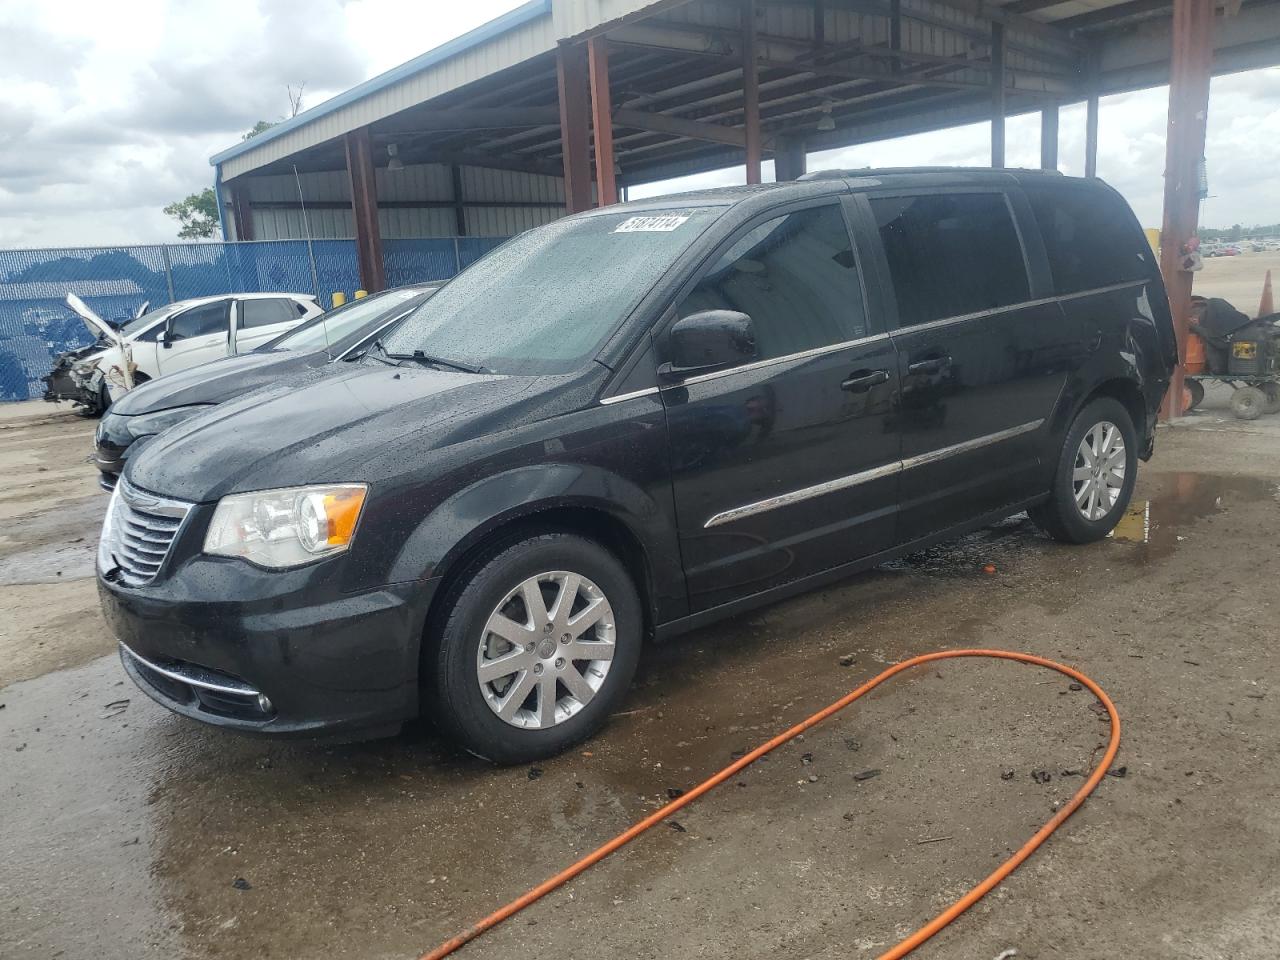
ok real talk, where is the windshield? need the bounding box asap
[264,287,430,353]
[379,207,722,375]
[119,302,185,337]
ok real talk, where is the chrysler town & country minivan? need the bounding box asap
[99,170,1175,763]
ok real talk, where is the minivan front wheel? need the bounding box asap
[428,531,642,764]
[1029,398,1137,544]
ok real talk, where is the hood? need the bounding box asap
[65,293,120,342]
[126,361,540,503]
[110,350,327,416]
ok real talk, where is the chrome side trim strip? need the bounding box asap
[674,332,892,389]
[899,418,1044,471]
[600,386,660,405]
[892,280,1148,336]
[704,460,902,528]
[701,418,1044,529]
[120,642,260,697]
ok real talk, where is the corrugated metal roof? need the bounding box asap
[212,0,555,176]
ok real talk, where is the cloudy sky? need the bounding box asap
[1,0,1277,249]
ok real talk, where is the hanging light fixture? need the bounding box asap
[816,104,836,132]
[386,143,404,171]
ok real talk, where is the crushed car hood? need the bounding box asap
[110,350,329,416]
[125,362,538,503]
[65,293,120,342]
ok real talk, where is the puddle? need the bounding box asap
[1107,472,1278,562]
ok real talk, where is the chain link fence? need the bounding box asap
[0,236,507,401]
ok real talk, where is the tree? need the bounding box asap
[242,119,276,140]
[163,187,220,240]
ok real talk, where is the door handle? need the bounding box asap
[907,356,951,375]
[841,369,890,392]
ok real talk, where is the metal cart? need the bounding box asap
[1184,372,1280,420]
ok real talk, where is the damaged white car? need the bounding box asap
[44,292,322,415]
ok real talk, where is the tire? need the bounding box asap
[1028,398,1137,544]
[1230,386,1266,421]
[428,531,642,764]
[1260,382,1280,415]
[1185,379,1205,412]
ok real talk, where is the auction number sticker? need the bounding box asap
[614,214,691,233]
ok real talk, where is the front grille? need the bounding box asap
[100,479,192,586]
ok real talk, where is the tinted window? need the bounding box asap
[270,288,428,352]
[169,301,228,339]
[381,207,722,375]
[679,203,866,361]
[1026,186,1153,295]
[239,298,296,329]
[871,193,1029,327]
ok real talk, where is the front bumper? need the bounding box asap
[100,559,440,738]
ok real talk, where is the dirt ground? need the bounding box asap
[1195,248,1278,310]
[2,390,1279,960]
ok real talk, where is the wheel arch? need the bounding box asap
[391,464,684,664]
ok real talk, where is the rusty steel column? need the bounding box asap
[557,42,594,214]
[743,0,762,185]
[588,36,618,207]
[1040,104,1059,171]
[991,21,1006,167]
[344,127,386,293]
[1159,0,1215,421]
[229,182,255,242]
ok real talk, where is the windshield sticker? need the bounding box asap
[614,214,692,233]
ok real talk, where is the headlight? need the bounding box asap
[124,405,211,440]
[72,358,101,377]
[204,484,368,569]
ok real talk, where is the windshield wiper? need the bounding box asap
[382,348,486,375]
[360,339,486,373]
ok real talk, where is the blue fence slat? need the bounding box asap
[0,236,507,402]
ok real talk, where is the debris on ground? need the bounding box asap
[807,774,819,783]
[232,878,252,891]
[992,949,1018,960]
[853,769,881,782]
[1068,682,1083,691]
[800,752,813,764]
[1000,769,1016,780]
[838,654,856,667]
[843,738,860,752]
[1031,770,1052,784]
[99,699,130,719]
[667,820,687,833]
[1108,766,1128,778]
[665,787,684,800]
[527,766,543,781]
[917,836,952,845]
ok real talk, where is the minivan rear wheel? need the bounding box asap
[428,531,642,764]
[1028,398,1137,544]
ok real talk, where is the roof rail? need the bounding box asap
[798,166,1065,180]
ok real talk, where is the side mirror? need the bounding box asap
[159,329,173,349]
[661,310,757,377]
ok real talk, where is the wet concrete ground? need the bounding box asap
[3,400,1279,960]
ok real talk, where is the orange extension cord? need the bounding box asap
[420,649,1122,960]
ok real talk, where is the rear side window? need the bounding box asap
[239,298,297,329]
[169,301,228,340]
[679,203,868,361]
[1026,186,1153,295]
[871,193,1029,327]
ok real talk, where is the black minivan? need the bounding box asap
[100,169,1175,763]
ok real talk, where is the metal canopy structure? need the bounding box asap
[210,0,1280,298]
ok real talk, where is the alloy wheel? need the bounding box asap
[1072,420,1126,521]
[476,571,616,729]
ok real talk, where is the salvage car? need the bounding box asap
[48,292,323,414]
[101,169,1175,763]
[92,283,441,490]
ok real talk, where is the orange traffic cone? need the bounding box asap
[1260,270,1274,318]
